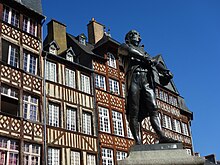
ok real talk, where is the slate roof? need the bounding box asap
[94,34,120,49]
[14,0,43,15]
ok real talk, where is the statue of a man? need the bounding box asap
[118,30,178,144]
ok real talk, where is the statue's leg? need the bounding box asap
[142,83,180,143]
[128,77,142,145]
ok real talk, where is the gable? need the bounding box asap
[153,55,179,94]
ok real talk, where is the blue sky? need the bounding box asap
[42,0,220,159]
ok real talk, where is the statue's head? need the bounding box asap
[125,30,141,46]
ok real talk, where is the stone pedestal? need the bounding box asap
[118,143,205,165]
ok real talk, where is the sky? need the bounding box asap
[42,0,220,160]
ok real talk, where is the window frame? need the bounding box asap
[22,16,37,37]
[70,150,81,165]
[3,5,19,28]
[65,68,76,88]
[80,74,91,94]
[48,103,60,127]
[102,148,114,165]
[107,52,116,68]
[95,74,106,90]
[112,110,124,136]
[98,107,110,133]
[48,148,60,165]
[66,107,77,131]
[23,143,41,165]
[23,94,39,122]
[46,60,57,82]
[23,51,38,75]
[82,111,92,135]
[109,78,120,95]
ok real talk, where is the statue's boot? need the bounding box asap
[150,115,180,143]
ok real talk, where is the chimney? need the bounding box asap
[87,18,105,45]
[47,19,67,54]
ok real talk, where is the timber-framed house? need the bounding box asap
[0,0,45,164]
[43,19,98,165]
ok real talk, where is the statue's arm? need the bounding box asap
[155,63,173,79]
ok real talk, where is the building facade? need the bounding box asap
[0,0,193,164]
[0,0,45,164]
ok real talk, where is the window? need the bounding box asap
[23,16,37,36]
[70,151,80,165]
[186,149,192,155]
[95,74,106,90]
[23,94,39,121]
[182,122,189,136]
[107,52,116,68]
[109,79,119,95]
[116,151,127,160]
[162,115,172,130]
[3,6,19,28]
[23,51,38,75]
[112,111,124,136]
[48,148,60,165]
[102,148,114,165]
[122,84,126,98]
[172,119,181,133]
[81,74,91,94]
[82,112,92,135]
[1,85,19,116]
[66,107,77,131]
[98,107,110,133]
[87,154,96,165]
[49,45,57,55]
[79,37,86,45]
[66,53,73,62]
[24,143,41,165]
[48,103,59,127]
[0,137,19,165]
[7,44,19,68]
[46,61,56,82]
[65,68,76,88]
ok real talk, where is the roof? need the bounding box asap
[14,0,43,16]
[94,34,120,49]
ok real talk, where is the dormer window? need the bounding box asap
[66,53,73,62]
[78,34,87,45]
[49,45,57,55]
[66,47,75,62]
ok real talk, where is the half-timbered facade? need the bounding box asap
[87,19,194,164]
[43,20,98,165]
[0,0,45,164]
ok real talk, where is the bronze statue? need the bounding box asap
[118,30,178,144]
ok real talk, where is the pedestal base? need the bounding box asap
[118,143,205,165]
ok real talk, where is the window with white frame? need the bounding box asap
[162,115,172,130]
[116,151,127,160]
[46,61,57,82]
[23,16,37,36]
[3,6,19,28]
[109,79,119,95]
[81,74,91,94]
[66,107,77,131]
[95,74,106,90]
[186,149,192,155]
[66,53,74,62]
[70,151,80,165]
[23,94,39,121]
[48,148,60,165]
[98,107,110,133]
[23,51,38,75]
[82,112,92,135]
[48,103,59,127]
[107,52,116,68]
[79,36,86,45]
[102,148,114,165]
[112,111,124,136]
[182,122,189,136]
[24,143,41,165]
[7,44,19,68]
[172,119,181,133]
[1,85,18,99]
[65,68,76,88]
[49,45,57,55]
[87,154,96,165]
[122,83,126,98]
[0,137,19,165]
